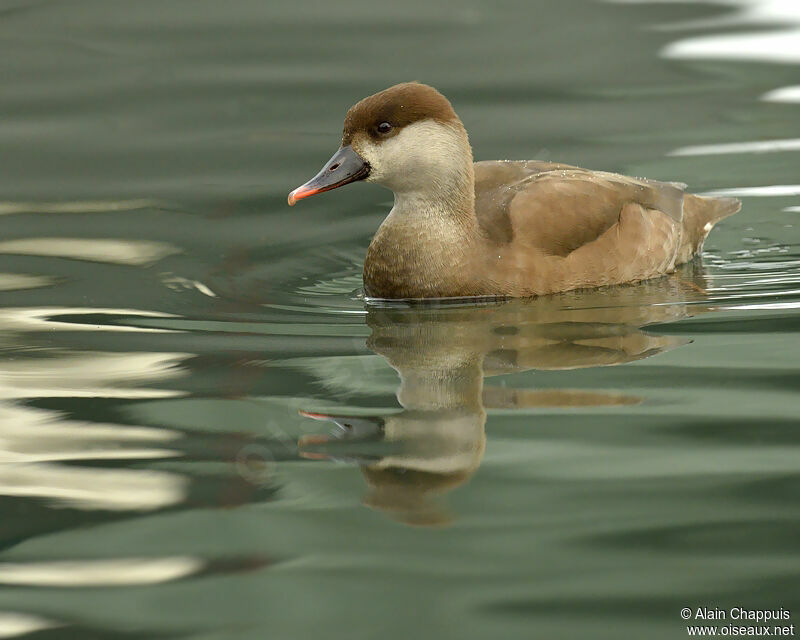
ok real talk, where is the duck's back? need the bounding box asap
[471,160,740,296]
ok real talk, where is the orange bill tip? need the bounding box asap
[298,409,330,420]
[287,186,319,206]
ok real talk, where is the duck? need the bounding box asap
[288,82,741,300]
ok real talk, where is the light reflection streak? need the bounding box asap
[0,274,56,292]
[763,85,800,103]
[0,352,187,399]
[701,185,800,197]
[0,612,60,638]
[0,557,202,587]
[0,238,179,266]
[0,199,161,216]
[0,403,179,464]
[0,307,181,333]
[728,301,800,309]
[0,464,187,511]
[670,138,800,156]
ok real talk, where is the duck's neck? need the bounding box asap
[364,122,484,298]
[390,124,476,229]
[396,361,484,412]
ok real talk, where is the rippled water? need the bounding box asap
[1,0,799,638]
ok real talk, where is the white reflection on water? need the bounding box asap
[0,612,60,639]
[670,138,800,156]
[763,85,800,102]
[0,404,179,464]
[0,307,180,333]
[0,274,56,292]
[0,351,186,399]
[162,273,218,297]
[612,0,800,59]
[729,300,800,309]
[609,0,800,102]
[0,557,202,587]
[0,464,187,511]
[701,185,800,197]
[665,27,800,64]
[0,238,179,266]
[0,306,191,510]
[0,199,161,216]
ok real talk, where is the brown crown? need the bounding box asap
[342,82,460,145]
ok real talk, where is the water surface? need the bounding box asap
[0,0,799,638]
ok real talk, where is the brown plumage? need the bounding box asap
[289,82,741,299]
[341,82,459,145]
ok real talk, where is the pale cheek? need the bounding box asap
[353,123,464,190]
[351,140,385,182]
[360,139,423,185]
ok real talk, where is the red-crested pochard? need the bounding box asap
[288,82,740,300]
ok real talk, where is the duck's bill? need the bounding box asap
[298,409,386,463]
[298,409,384,440]
[287,145,370,206]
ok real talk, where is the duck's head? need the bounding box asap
[288,82,471,205]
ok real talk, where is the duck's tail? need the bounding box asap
[677,194,741,264]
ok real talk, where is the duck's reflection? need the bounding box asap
[297,263,711,525]
[0,264,713,550]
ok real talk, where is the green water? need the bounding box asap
[0,0,799,638]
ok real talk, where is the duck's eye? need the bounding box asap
[376,122,393,134]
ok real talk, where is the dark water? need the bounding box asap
[1,0,799,638]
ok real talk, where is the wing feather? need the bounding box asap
[474,160,685,256]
